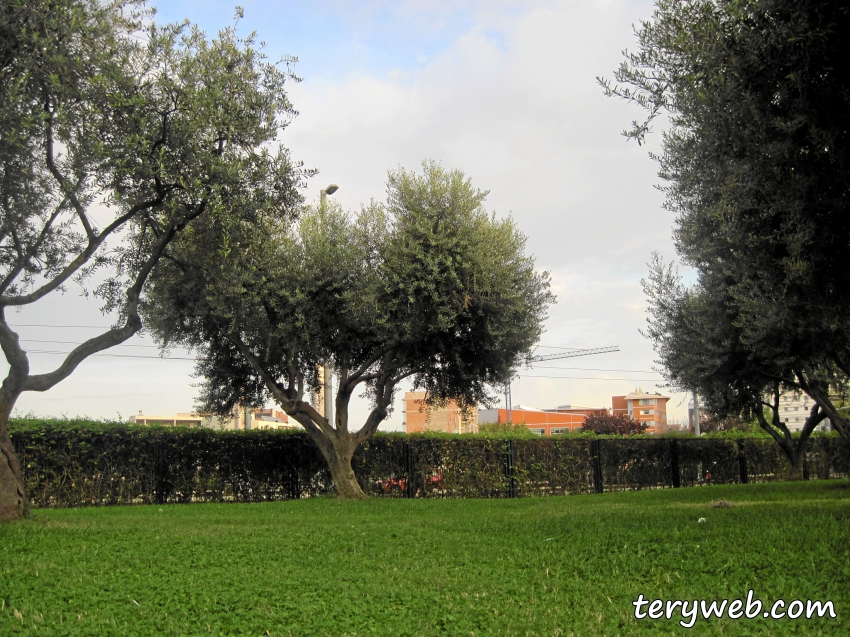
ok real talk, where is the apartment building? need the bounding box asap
[612,388,670,433]
[403,391,479,433]
[777,391,831,433]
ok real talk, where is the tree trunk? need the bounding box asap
[0,401,29,521]
[315,432,366,500]
[787,449,805,481]
[326,448,367,500]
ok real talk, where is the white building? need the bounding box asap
[129,407,302,431]
[778,391,831,433]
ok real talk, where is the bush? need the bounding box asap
[581,413,647,435]
[9,419,849,506]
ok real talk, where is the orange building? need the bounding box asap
[403,391,479,433]
[612,388,671,433]
[477,404,605,436]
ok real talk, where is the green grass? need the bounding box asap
[1,482,848,636]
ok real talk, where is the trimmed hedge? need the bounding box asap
[8,420,850,507]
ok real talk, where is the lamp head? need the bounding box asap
[323,184,339,196]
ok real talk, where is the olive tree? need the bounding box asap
[602,0,850,439]
[642,255,836,478]
[144,162,554,499]
[0,0,304,520]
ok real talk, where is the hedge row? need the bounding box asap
[8,424,850,507]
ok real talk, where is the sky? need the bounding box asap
[4,0,695,428]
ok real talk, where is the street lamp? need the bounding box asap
[320,184,339,207]
[320,184,338,423]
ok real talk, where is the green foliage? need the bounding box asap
[699,413,755,434]
[10,422,328,507]
[603,0,850,439]
[581,412,648,435]
[9,421,849,505]
[476,421,538,438]
[641,256,834,471]
[144,160,554,496]
[0,0,307,518]
[0,482,847,635]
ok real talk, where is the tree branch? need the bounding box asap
[0,197,68,295]
[342,342,397,389]
[0,197,164,307]
[21,203,203,392]
[224,331,337,441]
[796,367,849,438]
[43,95,94,241]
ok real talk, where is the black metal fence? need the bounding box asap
[10,426,850,508]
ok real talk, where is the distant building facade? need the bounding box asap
[475,389,672,437]
[403,391,479,434]
[130,406,298,431]
[612,388,670,433]
[478,404,604,436]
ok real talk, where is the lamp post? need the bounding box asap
[693,391,701,436]
[320,184,339,423]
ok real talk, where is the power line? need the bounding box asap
[529,363,662,374]
[519,374,667,382]
[22,349,196,361]
[15,350,667,380]
[20,339,167,349]
[8,323,114,329]
[8,332,664,379]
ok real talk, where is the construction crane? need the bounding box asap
[504,345,619,423]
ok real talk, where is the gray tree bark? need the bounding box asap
[0,387,29,520]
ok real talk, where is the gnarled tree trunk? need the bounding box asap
[0,390,29,521]
[314,430,366,500]
[786,447,805,481]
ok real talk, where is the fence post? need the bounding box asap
[403,440,415,499]
[670,439,680,488]
[154,432,167,505]
[288,464,301,500]
[504,439,517,498]
[737,439,748,484]
[592,439,603,494]
[803,455,810,481]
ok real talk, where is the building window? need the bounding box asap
[529,428,545,436]
[550,428,567,435]
[642,410,651,415]
[640,399,654,405]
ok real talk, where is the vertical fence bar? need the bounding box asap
[737,439,748,484]
[803,455,810,481]
[669,439,680,488]
[154,432,166,505]
[403,440,415,499]
[288,464,300,500]
[592,439,603,494]
[504,439,517,498]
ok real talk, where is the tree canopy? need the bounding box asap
[642,256,832,475]
[580,412,647,436]
[0,0,305,520]
[601,0,850,450]
[145,162,554,498]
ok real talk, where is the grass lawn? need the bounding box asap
[1,481,848,636]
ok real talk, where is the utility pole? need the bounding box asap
[319,184,338,423]
[693,391,701,436]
